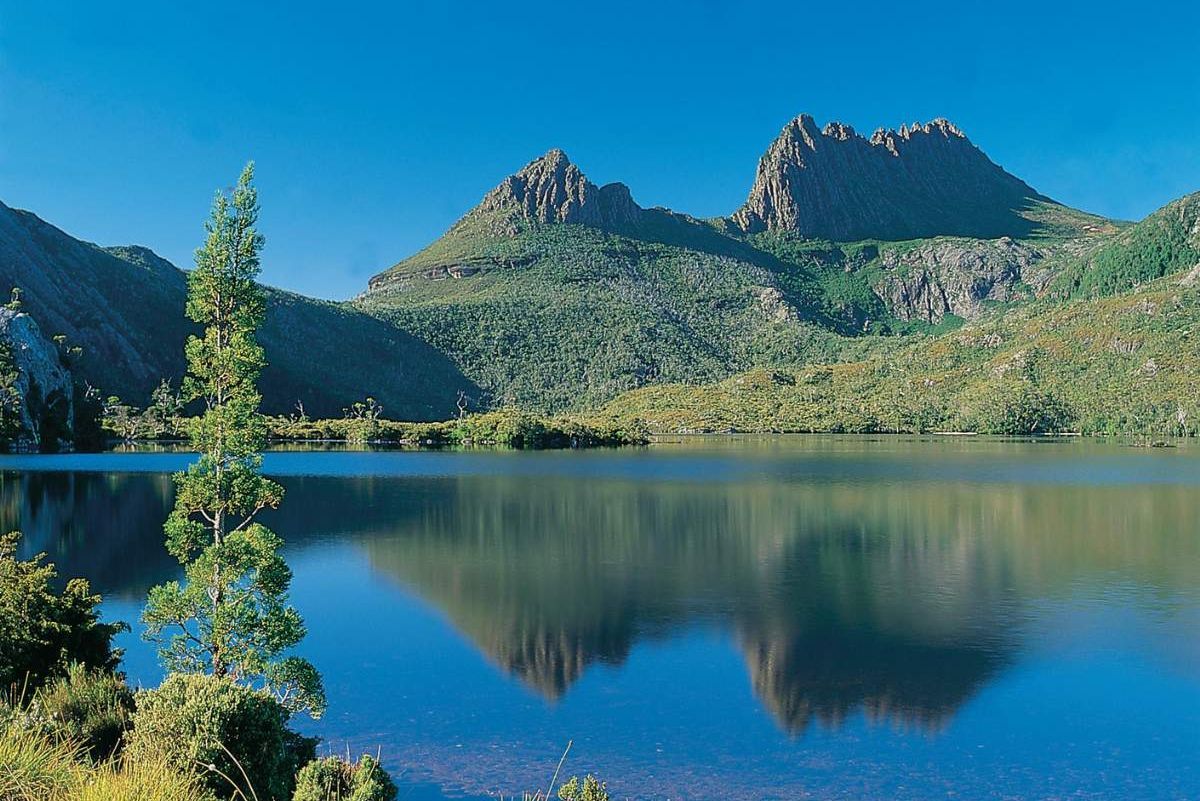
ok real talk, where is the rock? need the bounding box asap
[1178,263,1200,287]
[873,239,1045,322]
[0,307,74,450]
[753,286,799,323]
[730,115,1047,241]
[477,149,642,230]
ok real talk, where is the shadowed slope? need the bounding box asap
[0,201,474,418]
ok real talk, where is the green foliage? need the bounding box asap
[98,381,186,442]
[30,663,135,762]
[959,377,1073,435]
[601,275,1200,437]
[264,411,647,448]
[446,409,647,448]
[1053,193,1200,299]
[0,337,22,448]
[102,397,143,442]
[342,397,384,443]
[291,755,397,801]
[557,775,609,801]
[0,532,124,692]
[449,409,546,447]
[126,673,314,801]
[141,380,184,439]
[142,164,324,719]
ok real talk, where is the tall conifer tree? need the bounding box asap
[143,164,324,717]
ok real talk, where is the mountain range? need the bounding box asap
[2,114,1197,431]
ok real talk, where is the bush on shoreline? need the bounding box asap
[0,532,125,692]
[264,409,649,448]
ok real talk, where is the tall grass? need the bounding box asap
[0,724,83,800]
[76,758,215,801]
[0,723,213,801]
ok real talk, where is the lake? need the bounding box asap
[4,437,1199,800]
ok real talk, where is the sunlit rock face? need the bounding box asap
[731,115,1046,241]
[874,237,1046,323]
[478,148,642,231]
[0,307,75,450]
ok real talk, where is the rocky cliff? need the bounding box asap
[873,238,1047,323]
[731,115,1048,241]
[477,149,642,231]
[0,307,75,450]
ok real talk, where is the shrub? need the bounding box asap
[557,775,610,801]
[126,674,315,801]
[32,663,135,762]
[450,410,547,447]
[0,532,125,692]
[962,379,1073,434]
[0,722,84,800]
[292,754,397,801]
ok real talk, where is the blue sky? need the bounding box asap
[2,1,1198,300]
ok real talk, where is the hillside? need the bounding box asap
[1050,191,1200,298]
[0,201,471,418]
[596,197,1200,436]
[361,120,1117,413]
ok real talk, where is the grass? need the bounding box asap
[0,722,221,801]
[76,759,215,801]
[0,724,84,800]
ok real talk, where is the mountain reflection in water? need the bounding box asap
[2,441,1197,800]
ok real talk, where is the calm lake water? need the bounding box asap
[4,437,1199,800]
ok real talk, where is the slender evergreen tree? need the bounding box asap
[143,164,324,717]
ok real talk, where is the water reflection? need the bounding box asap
[2,444,1197,799]
[352,475,1197,735]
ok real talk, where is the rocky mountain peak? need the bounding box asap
[732,114,1045,241]
[477,149,641,229]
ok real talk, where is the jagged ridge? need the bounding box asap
[479,148,641,229]
[731,115,1048,241]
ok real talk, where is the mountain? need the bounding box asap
[7,114,1196,431]
[360,120,1118,412]
[0,201,472,418]
[476,147,642,230]
[360,149,855,411]
[731,115,1085,241]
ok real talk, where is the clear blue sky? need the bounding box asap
[2,1,1198,300]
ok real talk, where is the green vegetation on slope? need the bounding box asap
[598,271,1200,436]
[1051,192,1200,299]
[0,201,473,419]
[359,163,1121,416]
[361,224,849,411]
